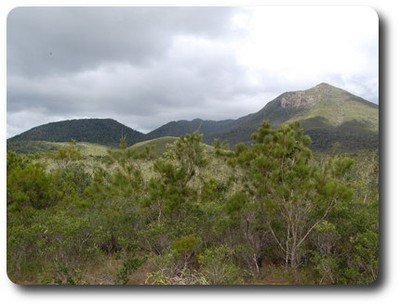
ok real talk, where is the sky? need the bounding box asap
[6,6,378,138]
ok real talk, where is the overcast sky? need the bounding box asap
[7,6,378,138]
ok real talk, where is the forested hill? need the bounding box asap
[8,118,145,147]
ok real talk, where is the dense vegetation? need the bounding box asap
[7,121,378,285]
[8,118,144,147]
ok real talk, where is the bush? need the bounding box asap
[198,245,243,285]
[7,157,60,210]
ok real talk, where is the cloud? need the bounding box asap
[233,7,379,102]
[7,7,378,138]
[7,7,237,77]
[8,39,260,133]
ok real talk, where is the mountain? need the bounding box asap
[220,82,378,151]
[144,83,379,151]
[8,83,379,153]
[7,118,145,148]
[143,119,235,143]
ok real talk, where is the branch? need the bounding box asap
[295,198,337,250]
[267,222,287,255]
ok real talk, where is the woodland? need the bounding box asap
[7,121,378,285]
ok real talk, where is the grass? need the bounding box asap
[129,136,179,156]
[75,142,110,157]
[129,136,216,157]
[7,140,111,157]
[250,264,318,285]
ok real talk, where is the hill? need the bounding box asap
[8,118,145,148]
[129,136,179,157]
[6,140,110,156]
[144,83,378,152]
[143,119,235,142]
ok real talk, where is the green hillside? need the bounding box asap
[129,136,179,156]
[283,83,378,130]
[7,140,110,156]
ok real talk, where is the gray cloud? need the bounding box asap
[7,7,378,138]
[7,7,237,77]
[7,7,259,136]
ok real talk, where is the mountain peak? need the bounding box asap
[278,83,353,109]
[309,82,342,93]
[314,82,332,88]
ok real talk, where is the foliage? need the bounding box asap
[7,152,61,210]
[228,121,353,269]
[6,121,378,285]
[198,245,243,285]
[115,255,147,285]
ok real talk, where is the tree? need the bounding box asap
[327,150,379,284]
[230,121,353,269]
[7,152,60,210]
[168,132,207,187]
[145,132,207,223]
[119,131,127,149]
[51,139,81,167]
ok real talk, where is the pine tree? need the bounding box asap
[119,131,127,149]
[230,121,353,269]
